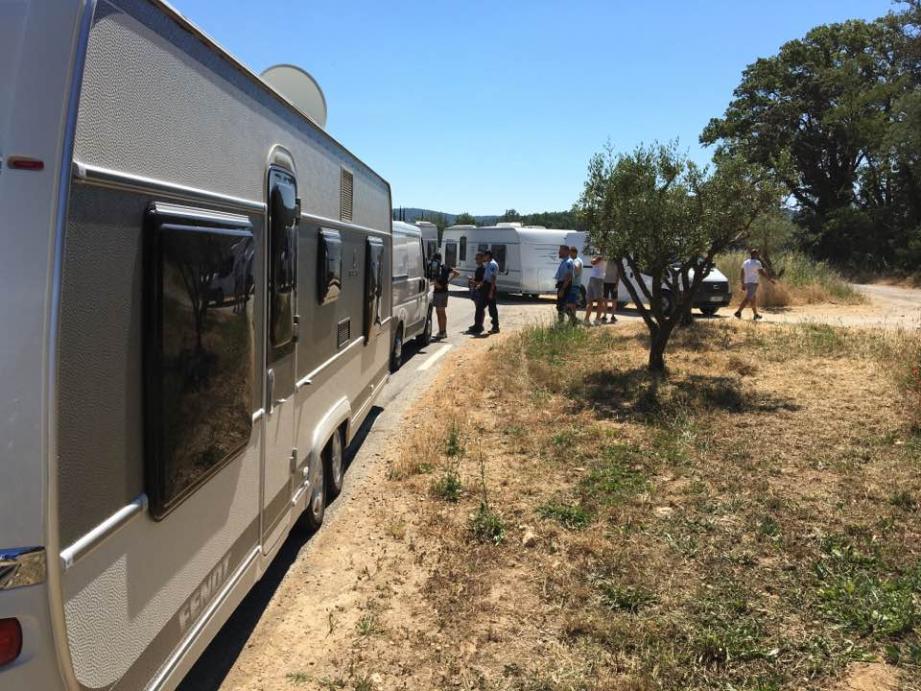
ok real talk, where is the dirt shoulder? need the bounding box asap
[217,319,921,691]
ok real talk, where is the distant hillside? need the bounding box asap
[392,207,583,230]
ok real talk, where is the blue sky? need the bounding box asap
[177,0,896,215]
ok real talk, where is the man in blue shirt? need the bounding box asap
[555,244,578,325]
[481,250,500,334]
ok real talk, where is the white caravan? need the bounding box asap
[414,220,438,263]
[0,3,394,689]
[441,225,577,296]
[391,221,434,369]
[566,233,733,316]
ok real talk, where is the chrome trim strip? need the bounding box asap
[0,547,47,590]
[299,211,391,238]
[47,4,96,688]
[59,494,148,570]
[73,161,266,213]
[296,335,364,391]
[252,408,265,423]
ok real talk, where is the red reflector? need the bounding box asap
[0,618,22,667]
[7,156,44,171]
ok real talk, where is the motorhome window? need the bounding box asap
[492,244,507,272]
[445,241,457,268]
[144,207,255,519]
[318,229,343,304]
[364,237,385,338]
[459,236,467,262]
[268,168,297,356]
[478,243,489,253]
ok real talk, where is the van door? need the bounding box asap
[445,241,457,269]
[263,167,299,552]
[409,236,426,327]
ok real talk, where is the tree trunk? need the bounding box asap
[648,331,668,372]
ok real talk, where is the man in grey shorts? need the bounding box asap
[603,257,620,323]
[432,253,459,339]
[734,248,774,321]
[584,255,607,325]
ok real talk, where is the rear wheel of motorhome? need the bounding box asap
[417,306,433,346]
[699,305,720,317]
[391,326,404,372]
[326,427,345,499]
[297,459,326,534]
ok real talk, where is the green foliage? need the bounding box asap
[453,212,477,226]
[578,142,781,370]
[537,501,592,529]
[596,582,658,613]
[432,466,462,502]
[703,6,921,271]
[470,501,505,545]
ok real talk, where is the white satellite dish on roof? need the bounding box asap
[260,64,328,129]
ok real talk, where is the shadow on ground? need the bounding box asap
[178,407,384,691]
[570,368,801,419]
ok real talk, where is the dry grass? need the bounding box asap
[717,251,864,308]
[388,320,921,690]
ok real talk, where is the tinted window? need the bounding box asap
[445,241,457,268]
[319,229,343,304]
[478,243,489,253]
[459,236,467,262]
[365,237,385,338]
[492,244,507,272]
[144,206,255,519]
[268,168,297,355]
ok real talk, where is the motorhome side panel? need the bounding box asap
[51,2,392,689]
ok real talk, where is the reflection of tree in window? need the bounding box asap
[268,169,297,350]
[364,237,385,339]
[319,229,343,304]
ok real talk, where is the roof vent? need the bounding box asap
[260,64,328,129]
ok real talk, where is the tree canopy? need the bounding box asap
[702,2,921,271]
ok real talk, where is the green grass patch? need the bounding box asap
[537,501,592,530]
[597,581,658,613]
[471,501,505,545]
[432,466,462,502]
[580,444,647,505]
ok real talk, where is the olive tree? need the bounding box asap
[579,142,782,372]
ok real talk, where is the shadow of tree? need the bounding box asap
[569,368,801,420]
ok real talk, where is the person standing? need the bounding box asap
[584,255,606,325]
[734,248,774,321]
[569,246,584,317]
[603,257,620,323]
[467,252,486,335]
[555,244,579,326]
[481,249,500,334]
[431,252,459,339]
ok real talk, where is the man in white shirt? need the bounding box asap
[481,250,500,333]
[735,248,774,321]
[584,256,607,325]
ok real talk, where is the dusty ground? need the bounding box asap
[187,288,921,691]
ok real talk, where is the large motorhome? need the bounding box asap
[1,2,393,689]
[441,224,575,297]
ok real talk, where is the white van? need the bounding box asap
[391,221,434,369]
[1,3,394,689]
[441,224,576,297]
[567,233,733,316]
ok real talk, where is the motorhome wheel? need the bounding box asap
[699,305,720,317]
[390,326,403,372]
[578,285,587,308]
[298,458,326,533]
[417,306,433,346]
[326,428,344,498]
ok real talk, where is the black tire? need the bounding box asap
[212,288,224,307]
[297,455,325,533]
[390,325,404,372]
[616,301,627,311]
[325,428,344,499]
[416,306,433,346]
[699,305,720,317]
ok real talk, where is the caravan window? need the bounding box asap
[144,205,255,519]
[491,243,507,273]
[364,237,385,338]
[268,168,297,354]
[478,243,489,254]
[459,236,467,262]
[445,241,457,268]
[318,229,343,304]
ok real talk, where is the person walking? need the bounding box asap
[431,252,459,339]
[734,248,775,320]
[481,249,500,333]
[467,252,486,335]
[603,256,620,323]
[555,244,579,326]
[584,255,606,325]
